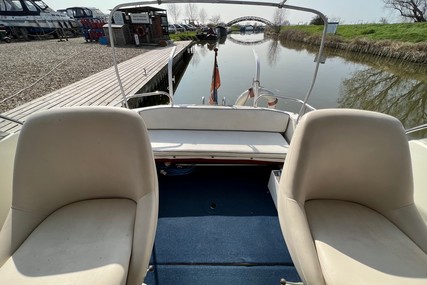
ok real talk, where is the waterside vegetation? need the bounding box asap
[280,23,427,63]
[169,31,197,41]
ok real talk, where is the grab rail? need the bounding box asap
[254,95,316,111]
[0,114,24,125]
[406,123,427,135]
[127,91,174,106]
[168,46,177,98]
[109,0,328,114]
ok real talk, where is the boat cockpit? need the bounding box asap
[0,1,426,284]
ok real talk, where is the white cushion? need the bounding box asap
[139,105,290,133]
[0,199,135,285]
[149,130,289,161]
[306,200,427,285]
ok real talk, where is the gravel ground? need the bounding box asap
[0,38,148,113]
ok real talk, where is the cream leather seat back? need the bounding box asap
[278,109,427,285]
[0,107,158,285]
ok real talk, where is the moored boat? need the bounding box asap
[0,0,79,39]
[195,26,218,41]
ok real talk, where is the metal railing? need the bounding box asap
[128,91,174,106]
[168,46,177,99]
[108,0,328,115]
[406,123,427,135]
[0,114,24,125]
[254,94,316,112]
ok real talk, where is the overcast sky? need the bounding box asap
[44,0,399,24]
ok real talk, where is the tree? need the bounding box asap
[339,65,427,128]
[271,8,286,33]
[209,14,221,26]
[199,8,207,25]
[310,15,324,25]
[383,0,426,22]
[185,3,199,25]
[167,4,181,24]
[272,8,286,26]
[379,17,389,24]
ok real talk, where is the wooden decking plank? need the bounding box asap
[0,42,191,134]
[67,54,168,107]
[0,43,188,133]
[2,48,162,119]
[1,43,186,121]
[88,46,183,106]
[27,45,173,107]
[81,51,171,105]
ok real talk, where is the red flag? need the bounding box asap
[209,48,221,105]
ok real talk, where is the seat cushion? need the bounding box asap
[306,200,427,285]
[139,105,290,133]
[149,130,289,161]
[0,199,136,285]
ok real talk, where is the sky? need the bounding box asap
[44,0,400,25]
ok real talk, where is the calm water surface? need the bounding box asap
[172,33,427,129]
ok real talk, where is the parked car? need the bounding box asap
[168,24,177,34]
[174,24,186,32]
[181,24,195,31]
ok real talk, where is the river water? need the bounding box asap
[171,32,427,129]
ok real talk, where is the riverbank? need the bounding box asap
[280,23,427,63]
[169,31,197,41]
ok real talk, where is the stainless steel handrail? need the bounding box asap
[168,46,177,99]
[406,123,427,135]
[254,94,316,111]
[108,0,328,115]
[0,114,24,125]
[127,91,174,106]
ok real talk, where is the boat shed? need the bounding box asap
[108,6,170,46]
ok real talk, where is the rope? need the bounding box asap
[0,49,85,106]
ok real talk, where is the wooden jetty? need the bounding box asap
[0,41,192,137]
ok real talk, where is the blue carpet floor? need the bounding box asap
[145,265,300,285]
[146,165,301,285]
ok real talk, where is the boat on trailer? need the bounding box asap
[0,1,426,285]
[0,0,79,39]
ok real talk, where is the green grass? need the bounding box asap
[169,31,197,41]
[281,22,427,43]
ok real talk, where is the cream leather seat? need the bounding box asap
[278,109,427,285]
[0,107,158,285]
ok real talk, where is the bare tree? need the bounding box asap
[379,17,389,24]
[167,4,181,24]
[339,65,427,128]
[270,8,286,33]
[383,0,426,22]
[199,8,207,25]
[272,8,286,26]
[185,3,199,24]
[209,14,221,26]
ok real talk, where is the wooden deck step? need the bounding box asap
[0,41,192,135]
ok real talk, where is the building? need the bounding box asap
[109,6,170,45]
